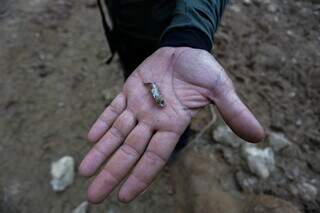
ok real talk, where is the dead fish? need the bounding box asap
[145,82,165,108]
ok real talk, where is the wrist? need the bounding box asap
[159,27,212,52]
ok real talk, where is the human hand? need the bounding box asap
[79,47,265,203]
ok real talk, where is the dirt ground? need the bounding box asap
[0,0,319,212]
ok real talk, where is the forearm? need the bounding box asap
[160,0,229,51]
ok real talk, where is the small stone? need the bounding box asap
[295,119,302,126]
[286,30,294,37]
[267,3,278,13]
[50,156,75,192]
[282,162,300,180]
[39,52,46,60]
[297,182,318,201]
[230,5,241,13]
[241,144,275,179]
[72,201,89,213]
[212,125,245,148]
[58,102,65,107]
[267,132,291,152]
[243,0,252,5]
[235,171,258,192]
[288,92,296,98]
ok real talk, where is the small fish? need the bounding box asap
[145,82,165,108]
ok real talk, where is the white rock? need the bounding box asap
[286,30,294,37]
[242,144,275,179]
[243,0,252,5]
[267,3,278,13]
[268,132,291,152]
[236,171,258,191]
[73,201,89,213]
[230,5,241,13]
[298,182,318,201]
[50,156,75,192]
[213,125,245,148]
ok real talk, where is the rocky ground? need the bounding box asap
[0,0,319,212]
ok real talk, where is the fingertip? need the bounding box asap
[78,154,98,177]
[118,175,146,203]
[87,186,103,204]
[244,124,266,143]
[87,131,97,143]
[118,191,132,203]
[229,115,266,143]
[78,161,92,177]
[87,121,106,143]
[118,182,130,203]
[253,125,266,143]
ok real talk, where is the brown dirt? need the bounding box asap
[0,0,319,212]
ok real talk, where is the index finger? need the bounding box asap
[87,93,126,142]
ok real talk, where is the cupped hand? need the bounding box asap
[79,47,265,203]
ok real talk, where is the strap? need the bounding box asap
[97,0,116,64]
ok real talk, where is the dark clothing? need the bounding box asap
[103,0,229,54]
[115,28,157,78]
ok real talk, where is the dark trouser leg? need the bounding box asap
[115,31,190,153]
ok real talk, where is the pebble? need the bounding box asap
[235,171,258,192]
[72,201,89,213]
[286,30,294,37]
[267,132,291,152]
[241,144,275,179]
[267,3,278,13]
[297,182,318,201]
[288,91,296,98]
[230,5,241,13]
[50,156,75,192]
[295,119,302,126]
[212,125,245,148]
[243,0,252,5]
[58,102,65,107]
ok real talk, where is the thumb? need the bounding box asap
[211,86,265,143]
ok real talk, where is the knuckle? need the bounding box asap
[93,145,107,156]
[123,110,136,124]
[131,172,148,187]
[113,111,136,131]
[102,169,120,183]
[109,126,124,140]
[108,103,122,115]
[120,144,140,158]
[99,113,111,124]
[145,150,166,165]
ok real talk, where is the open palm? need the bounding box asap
[79,47,265,203]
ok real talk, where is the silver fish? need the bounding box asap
[146,82,165,107]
